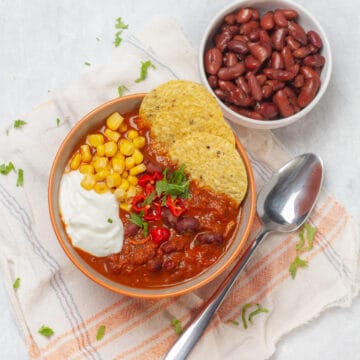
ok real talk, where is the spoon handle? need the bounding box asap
[163,229,269,360]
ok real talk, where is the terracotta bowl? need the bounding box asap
[48,93,256,298]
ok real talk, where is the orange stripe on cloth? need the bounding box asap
[114,201,342,359]
[27,335,41,359]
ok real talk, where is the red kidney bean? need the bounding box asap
[307,30,323,48]
[260,11,274,30]
[259,29,271,45]
[293,74,305,88]
[300,66,321,82]
[215,31,232,52]
[218,80,236,91]
[235,76,250,95]
[161,208,178,228]
[245,55,261,70]
[285,36,301,50]
[262,84,273,98]
[227,40,249,54]
[124,222,140,237]
[233,34,249,43]
[246,72,262,101]
[236,8,253,23]
[252,9,260,20]
[197,232,224,245]
[218,62,246,80]
[233,107,264,120]
[272,28,288,50]
[281,9,299,19]
[303,54,325,67]
[227,88,253,107]
[263,68,295,81]
[274,9,288,27]
[266,79,285,91]
[248,42,271,63]
[214,88,227,101]
[298,77,320,107]
[281,46,294,70]
[288,21,307,45]
[293,46,312,59]
[224,51,239,67]
[273,89,295,117]
[240,20,260,35]
[229,25,240,35]
[258,102,279,118]
[271,51,284,69]
[162,258,176,271]
[207,75,218,89]
[204,47,222,75]
[147,257,162,272]
[290,63,300,77]
[308,44,319,54]
[175,217,200,234]
[256,74,267,86]
[248,28,261,42]
[284,86,300,112]
[224,13,236,25]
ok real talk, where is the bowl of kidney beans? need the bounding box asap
[199,0,332,129]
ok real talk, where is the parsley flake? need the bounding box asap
[228,319,239,326]
[114,31,123,47]
[115,17,128,30]
[171,318,183,335]
[296,228,305,251]
[135,60,156,83]
[14,119,27,129]
[248,304,269,324]
[241,303,251,330]
[38,325,54,338]
[84,62,91,66]
[289,255,308,279]
[107,218,113,223]
[0,162,15,175]
[56,118,61,126]
[117,85,129,97]
[96,325,106,341]
[16,169,24,187]
[303,223,316,250]
[13,277,21,290]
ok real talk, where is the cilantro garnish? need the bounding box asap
[38,325,54,338]
[143,191,156,206]
[113,17,128,47]
[13,277,20,290]
[155,165,189,200]
[129,212,148,237]
[14,119,27,128]
[303,223,316,250]
[171,318,183,335]
[56,118,60,127]
[107,218,113,223]
[0,162,15,175]
[84,62,91,66]
[16,169,24,187]
[115,17,128,30]
[296,228,305,251]
[241,303,251,330]
[289,255,308,279]
[96,325,106,341]
[241,303,269,329]
[228,319,239,326]
[248,304,269,324]
[117,85,128,97]
[134,60,156,83]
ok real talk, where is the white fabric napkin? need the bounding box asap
[0,18,359,360]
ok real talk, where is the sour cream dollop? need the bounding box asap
[59,171,123,257]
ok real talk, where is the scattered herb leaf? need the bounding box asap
[129,212,148,237]
[84,62,91,66]
[304,223,316,250]
[171,318,183,335]
[114,31,123,47]
[228,319,239,326]
[56,118,61,126]
[107,218,113,223]
[38,325,54,338]
[248,304,269,324]
[13,277,20,290]
[156,165,189,199]
[289,255,308,279]
[117,85,128,97]
[16,169,24,187]
[135,60,156,83]
[143,191,156,206]
[0,162,15,175]
[14,119,27,128]
[296,228,305,251]
[115,17,128,30]
[96,325,106,341]
[241,303,252,330]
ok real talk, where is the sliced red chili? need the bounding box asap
[144,183,155,196]
[166,196,186,217]
[138,172,163,189]
[150,227,171,244]
[143,202,162,221]
[132,194,146,212]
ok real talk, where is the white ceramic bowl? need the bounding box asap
[199,0,332,129]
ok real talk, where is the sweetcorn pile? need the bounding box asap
[68,111,146,212]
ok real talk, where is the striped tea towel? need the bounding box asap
[0,18,359,360]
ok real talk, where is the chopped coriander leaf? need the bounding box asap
[16,168,24,187]
[107,218,113,223]
[304,223,316,250]
[114,31,123,47]
[289,255,308,279]
[0,162,15,175]
[38,325,54,338]
[14,119,27,128]
[56,118,60,126]
[84,62,91,66]
[248,304,269,324]
[241,303,251,330]
[117,85,129,97]
[228,319,239,326]
[13,277,21,290]
[115,17,128,30]
[143,191,156,206]
[135,60,156,83]
[295,228,305,251]
[171,318,183,335]
[155,166,189,199]
[129,212,148,237]
[96,325,106,341]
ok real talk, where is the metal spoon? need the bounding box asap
[164,153,324,360]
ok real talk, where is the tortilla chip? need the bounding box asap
[139,80,234,148]
[168,133,248,205]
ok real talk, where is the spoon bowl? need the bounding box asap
[164,153,324,360]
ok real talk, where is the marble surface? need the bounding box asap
[0,0,359,359]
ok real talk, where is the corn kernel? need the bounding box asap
[125,157,136,170]
[111,157,125,173]
[79,164,95,175]
[93,157,109,172]
[96,144,105,156]
[70,152,81,170]
[113,151,125,160]
[133,136,146,148]
[127,175,138,186]
[119,139,135,156]
[126,185,137,199]
[104,141,118,157]
[120,202,132,212]
[132,149,144,165]
[119,178,129,191]
[87,134,104,147]
[104,128,120,143]
[122,170,129,178]
[80,145,92,162]
[114,187,126,201]
[129,163,147,176]
[94,182,109,194]
[106,112,124,130]
[80,174,96,190]
[119,122,128,132]
[127,130,139,140]
[95,169,110,181]
[106,173,121,188]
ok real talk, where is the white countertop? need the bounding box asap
[1,0,359,359]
